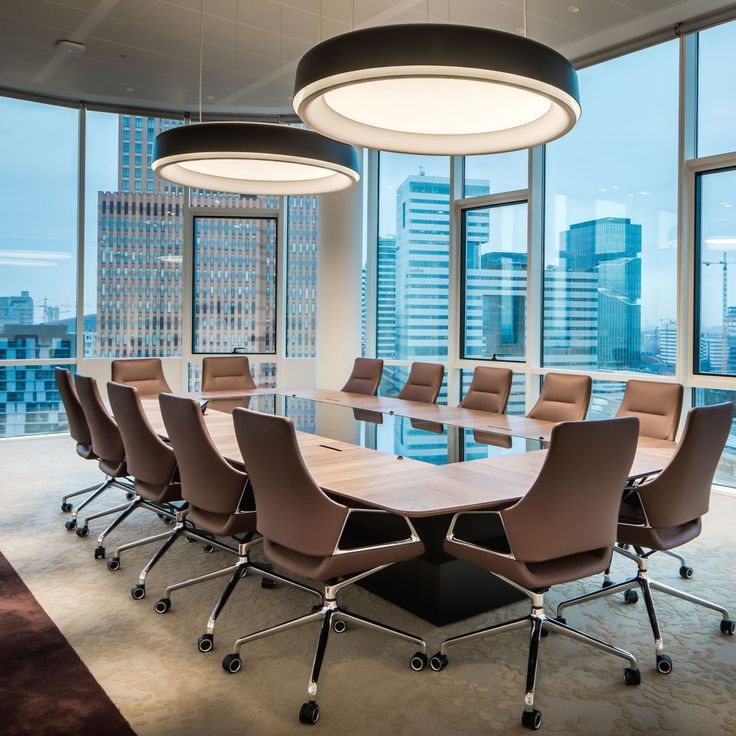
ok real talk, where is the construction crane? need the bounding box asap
[702,252,736,372]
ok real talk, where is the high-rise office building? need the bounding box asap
[0,291,34,330]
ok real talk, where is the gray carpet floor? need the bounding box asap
[1,434,735,736]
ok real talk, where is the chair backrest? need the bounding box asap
[232,408,348,557]
[637,402,733,529]
[111,358,171,397]
[501,417,639,563]
[615,379,683,441]
[527,372,592,422]
[201,356,256,392]
[158,393,248,515]
[459,366,513,413]
[397,362,444,404]
[341,357,384,395]
[108,382,176,486]
[55,367,91,446]
[74,374,125,465]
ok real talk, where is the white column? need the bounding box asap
[315,177,363,389]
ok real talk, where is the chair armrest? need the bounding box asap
[446,509,516,560]
[332,508,420,556]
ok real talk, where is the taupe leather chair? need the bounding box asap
[111,358,171,397]
[222,408,428,725]
[201,355,256,391]
[341,357,384,395]
[616,380,683,441]
[557,403,736,675]
[527,372,591,422]
[431,417,641,732]
[459,366,513,413]
[69,374,135,538]
[397,362,444,403]
[155,393,315,653]
[105,382,187,593]
[55,367,114,515]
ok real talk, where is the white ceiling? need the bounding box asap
[0,0,734,116]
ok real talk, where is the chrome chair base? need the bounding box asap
[431,588,639,731]
[557,545,735,674]
[63,477,134,532]
[221,565,428,725]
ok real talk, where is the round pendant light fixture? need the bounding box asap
[152,0,359,195]
[152,122,360,194]
[293,22,581,155]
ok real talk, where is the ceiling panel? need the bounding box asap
[0,0,733,115]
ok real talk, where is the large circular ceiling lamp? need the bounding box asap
[152,1,359,194]
[293,11,580,155]
[152,123,360,194]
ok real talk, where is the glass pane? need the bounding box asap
[460,369,526,416]
[462,202,527,360]
[463,150,528,197]
[0,97,78,359]
[286,194,318,358]
[377,153,450,360]
[695,168,736,376]
[84,112,184,358]
[693,389,736,487]
[697,19,736,158]
[543,41,679,375]
[0,363,73,437]
[192,216,277,354]
[587,379,627,420]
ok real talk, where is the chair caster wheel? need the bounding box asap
[602,579,614,589]
[198,634,214,653]
[154,596,170,612]
[61,502,72,513]
[203,543,215,553]
[129,584,145,600]
[222,653,242,674]
[679,565,694,580]
[521,709,542,730]
[720,619,736,635]
[656,653,673,674]
[410,652,427,671]
[65,519,77,531]
[126,492,135,501]
[624,589,639,604]
[260,577,276,589]
[618,543,630,550]
[76,526,89,538]
[332,619,347,634]
[299,701,320,725]
[107,557,120,571]
[624,667,641,686]
[429,652,448,672]
[94,546,105,559]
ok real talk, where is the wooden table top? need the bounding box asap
[141,390,677,517]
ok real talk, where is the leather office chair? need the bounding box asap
[614,379,687,577]
[154,393,316,652]
[201,355,256,391]
[397,362,444,403]
[222,408,428,725]
[341,357,384,395]
[111,358,171,397]
[431,417,641,732]
[527,372,591,422]
[556,403,736,675]
[66,374,135,537]
[459,366,513,413]
[105,381,187,592]
[55,367,117,515]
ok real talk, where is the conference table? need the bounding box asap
[142,387,676,625]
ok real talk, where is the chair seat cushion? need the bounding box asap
[98,458,127,478]
[187,506,257,537]
[444,538,611,590]
[263,537,424,582]
[617,518,701,551]
[76,443,96,461]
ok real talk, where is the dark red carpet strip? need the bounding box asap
[0,551,137,736]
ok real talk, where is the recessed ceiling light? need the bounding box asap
[56,39,86,55]
[568,5,581,13]
[206,95,214,100]
[125,87,135,92]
